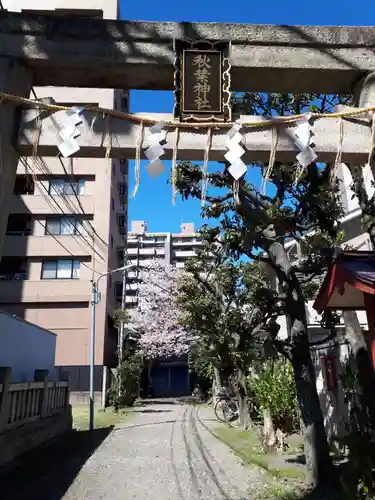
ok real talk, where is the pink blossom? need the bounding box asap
[136,259,195,359]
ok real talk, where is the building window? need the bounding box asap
[119,183,126,196]
[111,197,115,211]
[49,179,85,196]
[115,282,123,299]
[117,249,124,265]
[0,257,27,281]
[13,175,35,195]
[110,235,114,248]
[45,216,84,236]
[112,163,115,176]
[6,214,32,235]
[117,214,126,227]
[121,95,129,110]
[41,259,80,279]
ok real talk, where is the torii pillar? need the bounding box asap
[0,58,32,257]
[355,71,375,181]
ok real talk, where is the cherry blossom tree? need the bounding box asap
[136,259,195,360]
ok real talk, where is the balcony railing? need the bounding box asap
[0,272,27,281]
[6,229,32,236]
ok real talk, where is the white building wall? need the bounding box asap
[0,310,57,382]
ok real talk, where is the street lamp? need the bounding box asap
[89,263,136,431]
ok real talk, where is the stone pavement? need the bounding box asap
[63,401,263,500]
[1,400,265,500]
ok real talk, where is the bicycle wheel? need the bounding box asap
[215,398,239,424]
[214,398,229,423]
[248,399,262,425]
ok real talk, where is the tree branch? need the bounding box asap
[308,329,337,347]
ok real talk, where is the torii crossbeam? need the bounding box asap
[1,10,375,259]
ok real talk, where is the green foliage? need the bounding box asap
[188,347,213,380]
[175,92,356,484]
[339,360,375,499]
[112,308,131,329]
[107,352,143,411]
[232,92,352,118]
[177,234,264,383]
[248,358,300,434]
[188,347,213,396]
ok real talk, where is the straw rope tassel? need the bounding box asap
[131,121,144,198]
[33,115,42,167]
[330,117,344,187]
[233,179,240,206]
[201,128,212,209]
[262,126,278,194]
[104,114,112,159]
[171,127,180,205]
[368,112,375,167]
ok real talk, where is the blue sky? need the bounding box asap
[121,0,374,234]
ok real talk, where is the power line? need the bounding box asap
[57,156,109,250]
[23,85,109,252]
[19,157,108,264]
[35,219,99,275]
[34,155,109,253]
[25,170,103,261]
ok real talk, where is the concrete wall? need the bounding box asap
[0,310,57,382]
[0,412,72,468]
[0,0,124,403]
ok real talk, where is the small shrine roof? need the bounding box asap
[313,251,375,313]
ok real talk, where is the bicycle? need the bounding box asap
[214,387,262,425]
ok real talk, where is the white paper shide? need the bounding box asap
[225,123,247,180]
[145,122,167,178]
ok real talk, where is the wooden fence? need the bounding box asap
[0,368,69,433]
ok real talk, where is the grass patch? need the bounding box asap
[253,485,303,499]
[214,425,305,482]
[72,406,130,430]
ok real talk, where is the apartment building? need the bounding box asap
[1,0,127,404]
[115,220,205,397]
[114,220,204,309]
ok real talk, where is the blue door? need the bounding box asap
[169,366,189,396]
[151,366,169,397]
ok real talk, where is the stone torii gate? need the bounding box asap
[1,10,375,257]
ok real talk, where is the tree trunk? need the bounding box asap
[235,370,251,430]
[147,360,153,397]
[263,407,277,451]
[267,240,336,491]
[290,332,336,487]
[343,311,375,429]
[212,365,222,405]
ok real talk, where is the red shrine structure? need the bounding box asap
[314,250,375,367]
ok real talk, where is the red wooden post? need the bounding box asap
[363,294,375,369]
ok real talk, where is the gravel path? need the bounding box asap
[1,400,265,500]
[63,401,262,500]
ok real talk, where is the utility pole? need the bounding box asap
[89,264,137,431]
[117,250,127,396]
[89,280,98,431]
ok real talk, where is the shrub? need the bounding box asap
[107,352,143,411]
[188,348,213,398]
[248,358,300,434]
